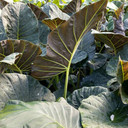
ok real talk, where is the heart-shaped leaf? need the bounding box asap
[2,2,39,43]
[79,92,128,128]
[42,2,70,30]
[92,29,128,54]
[0,73,55,110]
[0,98,81,128]
[0,40,42,73]
[31,0,108,80]
[62,0,82,14]
[67,86,108,109]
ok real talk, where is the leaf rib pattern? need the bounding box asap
[31,0,108,80]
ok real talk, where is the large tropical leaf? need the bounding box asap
[2,2,39,43]
[0,40,42,73]
[0,98,81,128]
[67,86,108,109]
[62,0,82,14]
[41,2,70,30]
[31,0,108,80]
[92,29,128,54]
[0,73,55,110]
[79,92,128,128]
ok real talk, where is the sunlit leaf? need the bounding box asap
[42,2,70,30]
[31,0,108,80]
[0,98,81,128]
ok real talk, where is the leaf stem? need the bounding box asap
[64,65,70,99]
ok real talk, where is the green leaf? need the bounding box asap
[42,2,70,30]
[92,29,128,54]
[88,53,108,70]
[0,73,55,110]
[31,0,108,80]
[62,0,82,14]
[38,20,50,44]
[0,18,7,41]
[67,86,108,109]
[81,68,112,87]
[79,92,128,128]
[72,50,87,64]
[106,44,128,77]
[0,98,81,128]
[107,15,114,31]
[2,2,39,43]
[0,40,42,73]
[76,31,95,61]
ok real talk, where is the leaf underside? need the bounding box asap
[0,40,42,72]
[31,0,108,80]
[92,30,128,54]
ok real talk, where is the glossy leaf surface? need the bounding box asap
[31,0,108,80]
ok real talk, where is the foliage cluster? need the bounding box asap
[0,0,128,127]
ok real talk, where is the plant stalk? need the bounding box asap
[64,66,70,99]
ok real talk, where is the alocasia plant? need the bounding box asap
[31,0,108,98]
